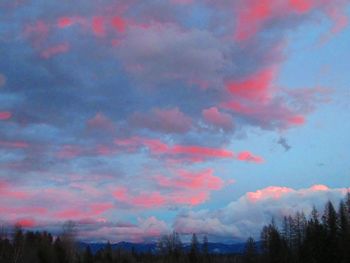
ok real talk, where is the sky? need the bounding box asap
[0,0,350,243]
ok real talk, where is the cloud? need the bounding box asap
[87,112,116,133]
[130,107,192,134]
[78,216,169,242]
[277,136,291,151]
[118,22,227,89]
[202,107,234,131]
[114,136,235,162]
[40,42,70,59]
[237,151,264,163]
[0,141,29,149]
[174,185,349,241]
[113,168,226,208]
[156,168,224,191]
[0,73,6,87]
[0,111,12,120]
[0,0,348,242]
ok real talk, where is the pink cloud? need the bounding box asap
[114,188,166,208]
[0,140,29,148]
[234,0,274,41]
[0,111,12,120]
[286,115,305,125]
[130,107,192,134]
[111,16,126,33]
[40,42,70,59]
[222,99,307,129]
[87,112,115,132]
[113,187,129,201]
[16,219,36,228]
[319,6,349,43]
[171,191,209,206]
[57,17,74,28]
[55,209,85,220]
[54,202,113,220]
[221,67,312,129]
[174,185,349,240]
[141,138,170,154]
[92,16,106,37]
[202,107,234,131]
[226,68,275,102]
[289,0,313,13]
[95,145,117,156]
[237,151,264,163]
[115,136,234,162]
[132,192,166,208]
[24,20,50,47]
[113,169,224,208]
[157,168,224,191]
[233,0,348,41]
[171,145,234,159]
[56,145,82,159]
[247,186,294,202]
[0,181,30,200]
[114,188,210,208]
[310,184,329,191]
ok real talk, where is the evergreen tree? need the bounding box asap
[338,199,350,263]
[203,235,210,260]
[243,237,258,263]
[260,220,289,263]
[54,237,68,263]
[104,241,113,262]
[12,225,24,263]
[83,246,94,263]
[300,206,326,263]
[322,201,340,263]
[189,233,199,263]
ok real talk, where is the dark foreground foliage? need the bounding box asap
[242,192,350,263]
[1,193,349,263]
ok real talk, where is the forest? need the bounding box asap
[0,193,349,263]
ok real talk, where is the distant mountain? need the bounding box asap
[78,241,258,254]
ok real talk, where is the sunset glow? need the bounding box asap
[0,0,349,243]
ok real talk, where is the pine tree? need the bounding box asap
[300,206,326,263]
[338,199,350,263]
[104,241,113,262]
[243,237,258,263]
[260,220,289,263]
[322,201,340,263]
[12,225,24,263]
[189,233,199,263]
[83,246,93,263]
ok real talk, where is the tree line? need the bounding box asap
[243,192,350,263]
[1,193,349,263]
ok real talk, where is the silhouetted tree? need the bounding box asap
[12,225,24,263]
[300,206,326,263]
[202,235,210,263]
[158,231,183,262]
[189,233,199,263]
[322,201,340,263]
[261,219,289,263]
[338,199,350,263]
[83,246,93,263]
[243,237,258,263]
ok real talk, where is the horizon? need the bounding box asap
[0,0,350,244]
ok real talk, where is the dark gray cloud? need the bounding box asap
[278,137,291,151]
